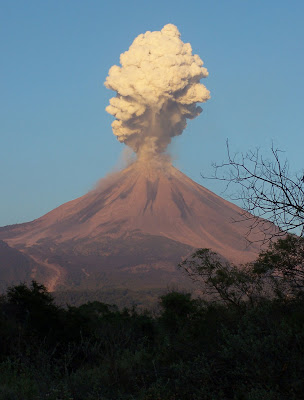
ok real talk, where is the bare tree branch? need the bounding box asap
[203,141,304,239]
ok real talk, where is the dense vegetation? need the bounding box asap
[1,236,304,399]
[54,287,166,310]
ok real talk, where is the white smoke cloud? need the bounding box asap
[105,24,210,161]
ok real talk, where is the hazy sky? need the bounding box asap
[1,0,304,226]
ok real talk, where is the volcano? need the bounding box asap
[0,161,270,293]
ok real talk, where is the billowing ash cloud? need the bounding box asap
[105,24,210,160]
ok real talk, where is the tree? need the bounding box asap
[179,249,271,307]
[183,144,304,302]
[253,235,304,294]
[159,291,198,328]
[5,280,63,336]
[204,141,304,239]
[6,280,54,309]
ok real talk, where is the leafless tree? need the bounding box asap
[203,141,304,239]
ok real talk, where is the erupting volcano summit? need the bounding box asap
[0,25,269,293]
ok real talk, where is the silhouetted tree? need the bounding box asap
[5,280,63,338]
[253,234,304,294]
[204,141,304,239]
[179,248,269,307]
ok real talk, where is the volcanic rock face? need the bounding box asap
[0,162,268,291]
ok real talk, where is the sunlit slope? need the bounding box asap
[0,162,271,291]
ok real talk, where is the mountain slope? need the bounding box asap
[0,161,272,291]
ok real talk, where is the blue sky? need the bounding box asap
[1,0,304,226]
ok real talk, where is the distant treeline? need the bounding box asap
[54,287,167,310]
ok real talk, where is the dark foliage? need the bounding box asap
[253,235,304,293]
[1,237,304,399]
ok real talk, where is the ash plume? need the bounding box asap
[105,24,210,161]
